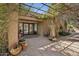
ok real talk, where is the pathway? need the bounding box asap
[19,35,64,56]
[19,33,79,56]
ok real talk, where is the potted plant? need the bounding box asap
[19,39,28,49]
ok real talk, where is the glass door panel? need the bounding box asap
[24,24,28,34]
[19,23,23,33]
[34,24,37,34]
[19,23,24,37]
[29,24,33,34]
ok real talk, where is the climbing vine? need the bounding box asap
[0,4,8,55]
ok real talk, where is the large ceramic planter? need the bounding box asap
[9,44,22,56]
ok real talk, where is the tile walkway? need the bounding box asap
[19,33,79,56]
[19,35,64,56]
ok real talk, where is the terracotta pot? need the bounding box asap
[22,43,28,49]
[19,41,28,49]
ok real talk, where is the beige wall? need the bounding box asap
[38,22,44,36]
[38,20,49,36]
[42,20,49,35]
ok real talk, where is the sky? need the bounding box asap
[26,3,49,14]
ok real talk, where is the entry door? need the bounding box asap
[23,23,38,35]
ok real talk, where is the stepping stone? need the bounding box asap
[62,48,79,56]
[68,46,79,53]
[73,35,79,38]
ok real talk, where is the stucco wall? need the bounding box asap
[38,20,49,36]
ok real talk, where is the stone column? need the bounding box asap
[7,4,18,49]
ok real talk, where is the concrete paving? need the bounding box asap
[19,35,64,56]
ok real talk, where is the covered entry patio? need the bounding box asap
[0,3,79,56]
